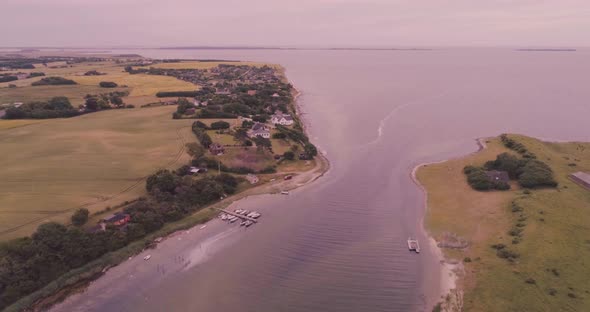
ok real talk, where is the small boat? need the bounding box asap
[249,212,261,219]
[408,238,420,253]
[143,255,151,261]
[244,220,254,227]
[281,191,289,195]
[229,216,239,223]
[240,220,248,226]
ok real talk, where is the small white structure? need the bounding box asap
[272,93,280,98]
[246,174,259,184]
[271,112,294,126]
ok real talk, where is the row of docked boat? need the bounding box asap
[219,209,261,228]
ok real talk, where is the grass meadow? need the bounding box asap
[417,134,590,311]
[0,106,197,240]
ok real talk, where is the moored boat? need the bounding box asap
[407,238,420,253]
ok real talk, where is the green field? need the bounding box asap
[418,135,590,311]
[0,106,196,240]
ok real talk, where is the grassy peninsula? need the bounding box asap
[0,54,327,311]
[418,134,590,311]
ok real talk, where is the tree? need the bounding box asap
[210,121,230,130]
[85,97,99,110]
[146,170,179,194]
[253,136,271,151]
[71,208,89,226]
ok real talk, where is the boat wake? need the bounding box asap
[367,90,450,147]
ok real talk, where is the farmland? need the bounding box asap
[417,134,590,311]
[0,106,196,240]
[0,58,196,106]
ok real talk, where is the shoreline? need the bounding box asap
[410,138,488,311]
[17,66,331,312]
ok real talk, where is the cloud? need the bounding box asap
[1,0,588,47]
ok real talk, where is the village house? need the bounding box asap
[246,174,259,184]
[248,122,271,139]
[98,213,131,231]
[209,143,225,155]
[189,166,208,174]
[16,73,29,80]
[193,99,200,107]
[271,112,294,126]
[247,90,257,96]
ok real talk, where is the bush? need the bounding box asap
[71,208,89,226]
[0,75,18,83]
[31,77,77,86]
[99,81,118,88]
[465,167,493,190]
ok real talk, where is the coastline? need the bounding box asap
[410,138,488,311]
[16,68,330,312]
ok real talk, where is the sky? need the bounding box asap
[1,0,589,47]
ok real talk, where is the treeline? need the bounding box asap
[31,77,77,86]
[464,151,557,191]
[0,170,239,310]
[3,97,79,119]
[156,91,199,98]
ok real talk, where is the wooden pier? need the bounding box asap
[218,209,258,223]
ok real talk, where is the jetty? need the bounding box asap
[218,209,258,223]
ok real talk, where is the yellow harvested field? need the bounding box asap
[418,135,590,312]
[0,106,197,240]
[66,73,196,97]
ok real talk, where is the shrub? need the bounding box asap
[465,167,493,190]
[464,257,472,263]
[99,81,118,88]
[525,278,536,284]
[0,75,18,83]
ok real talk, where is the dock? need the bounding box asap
[218,209,258,223]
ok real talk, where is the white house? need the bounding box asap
[248,122,271,139]
[271,112,294,126]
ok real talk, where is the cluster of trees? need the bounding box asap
[464,152,557,191]
[0,221,129,309]
[83,91,129,111]
[28,72,45,78]
[0,75,18,83]
[0,166,240,309]
[3,97,79,119]
[463,166,510,191]
[275,125,318,158]
[99,81,118,88]
[31,77,77,86]
[198,109,236,119]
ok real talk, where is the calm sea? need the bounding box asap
[52,48,590,312]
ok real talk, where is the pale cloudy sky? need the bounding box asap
[1,0,589,47]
